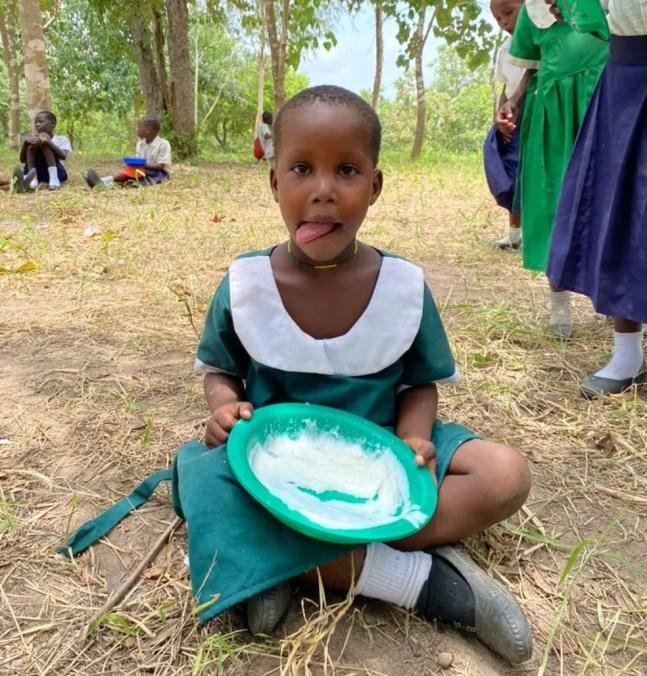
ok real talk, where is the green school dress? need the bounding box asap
[61,248,478,624]
[509,4,608,272]
[196,248,477,481]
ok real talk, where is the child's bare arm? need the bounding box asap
[44,138,68,161]
[396,384,438,469]
[203,372,253,447]
[496,89,508,122]
[19,137,36,162]
[497,69,536,133]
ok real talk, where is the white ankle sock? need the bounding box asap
[48,166,60,187]
[508,227,521,245]
[354,543,432,609]
[29,174,38,189]
[102,176,114,187]
[550,290,572,328]
[594,331,644,380]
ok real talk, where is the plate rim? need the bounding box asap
[227,402,437,544]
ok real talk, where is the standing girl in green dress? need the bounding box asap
[197,85,533,664]
[497,0,608,337]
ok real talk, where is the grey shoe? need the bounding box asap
[581,362,647,399]
[85,169,103,189]
[246,581,292,635]
[418,546,532,664]
[23,168,37,191]
[549,321,572,340]
[11,167,27,193]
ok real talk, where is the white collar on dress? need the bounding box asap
[228,254,425,376]
[526,0,557,29]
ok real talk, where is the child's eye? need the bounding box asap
[291,163,310,175]
[339,165,359,176]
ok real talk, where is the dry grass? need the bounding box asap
[0,157,645,675]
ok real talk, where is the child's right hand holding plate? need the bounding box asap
[205,401,254,447]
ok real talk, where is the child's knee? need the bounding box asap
[480,443,531,514]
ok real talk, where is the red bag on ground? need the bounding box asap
[253,137,264,160]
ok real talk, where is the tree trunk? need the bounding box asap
[152,9,170,113]
[256,8,266,126]
[18,0,52,120]
[165,0,196,157]
[372,3,383,110]
[129,6,163,117]
[410,3,427,161]
[0,0,20,148]
[263,0,288,109]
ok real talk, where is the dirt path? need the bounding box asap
[1,160,644,675]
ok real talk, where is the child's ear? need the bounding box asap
[270,166,279,203]
[369,168,383,206]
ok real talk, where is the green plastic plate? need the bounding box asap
[227,403,438,544]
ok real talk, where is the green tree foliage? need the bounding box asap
[194,16,308,153]
[385,0,494,69]
[232,0,337,107]
[46,0,138,143]
[381,46,491,156]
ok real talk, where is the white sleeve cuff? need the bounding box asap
[507,56,539,69]
[194,358,236,376]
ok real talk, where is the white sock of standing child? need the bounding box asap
[495,227,521,249]
[594,331,644,381]
[549,290,572,339]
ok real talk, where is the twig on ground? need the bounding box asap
[83,516,182,638]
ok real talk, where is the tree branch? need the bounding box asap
[422,8,437,49]
[42,0,60,32]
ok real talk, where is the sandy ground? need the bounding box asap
[0,159,645,675]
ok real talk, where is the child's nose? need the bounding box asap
[312,173,336,202]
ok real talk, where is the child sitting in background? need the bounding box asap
[484,0,528,250]
[197,85,533,664]
[85,116,171,189]
[255,110,274,160]
[20,111,72,191]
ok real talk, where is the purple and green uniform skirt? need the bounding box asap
[547,35,647,322]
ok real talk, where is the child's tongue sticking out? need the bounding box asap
[295,221,337,245]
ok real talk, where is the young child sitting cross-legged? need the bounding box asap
[85,116,171,189]
[20,110,72,191]
[196,85,533,664]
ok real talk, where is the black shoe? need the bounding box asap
[580,362,647,399]
[85,169,103,189]
[416,546,532,664]
[246,581,292,635]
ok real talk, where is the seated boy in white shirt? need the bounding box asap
[20,110,73,191]
[85,116,172,189]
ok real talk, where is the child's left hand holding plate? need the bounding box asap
[403,436,437,478]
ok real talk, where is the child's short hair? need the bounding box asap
[262,111,273,125]
[139,116,161,134]
[37,110,57,126]
[274,85,382,165]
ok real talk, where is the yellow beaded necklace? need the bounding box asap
[287,240,359,270]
